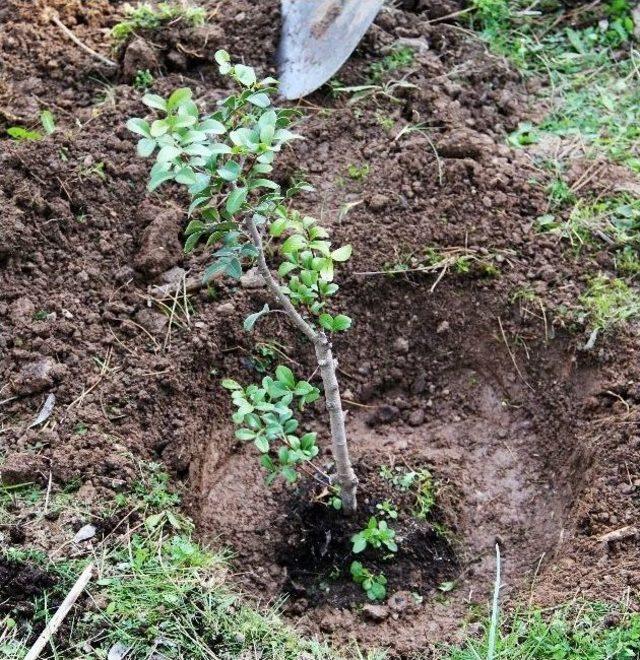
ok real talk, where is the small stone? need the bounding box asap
[0,452,48,485]
[368,193,390,211]
[135,308,168,334]
[216,302,235,315]
[362,604,389,622]
[161,266,187,285]
[436,320,450,334]
[12,358,64,395]
[408,409,425,427]
[387,590,414,614]
[393,337,409,354]
[240,268,266,289]
[367,404,400,427]
[9,296,35,322]
[73,524,97,543]
[122,38,159,80]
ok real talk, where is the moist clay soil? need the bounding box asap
[1,0,639,657]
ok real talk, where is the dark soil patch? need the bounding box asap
[278,462,458,609]
[0,556,56,617]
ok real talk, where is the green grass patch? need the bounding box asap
[447,602,640,659]
[111,2,206,44]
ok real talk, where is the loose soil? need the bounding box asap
[1,0,639,657]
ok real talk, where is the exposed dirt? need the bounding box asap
[1,0,639,657]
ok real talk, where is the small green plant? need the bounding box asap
[376,499,398,520]
[6,110,56,141]
[128,51,359,512]
[346,163,370,180]
[368,46,415,82]
[112,2,206,43]
[351,517,398,554]
[134,68,155,90]
[380,465,436,519]
[350,561,387,601]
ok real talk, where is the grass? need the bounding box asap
[448,602,640,659]
[111,2,206,44]
[578,275,640,337]
[469,0,639,171]
[537,193,640,254]
[0,462,369,660]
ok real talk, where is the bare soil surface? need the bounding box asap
[1,0,639,657]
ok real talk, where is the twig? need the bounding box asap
[24,562,94,660]
[43,471,53,517]
[487,544,502,660]
[497,317,534,392]
[48,12,117,68]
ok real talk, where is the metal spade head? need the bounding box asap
[278,0,385,100]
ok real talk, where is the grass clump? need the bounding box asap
[537,194,640,254]
[577,275,640,346]
[448,602,640,659]
[111,2,206,43]
[0,463,355,659]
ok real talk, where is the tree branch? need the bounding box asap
[245,214,358,513]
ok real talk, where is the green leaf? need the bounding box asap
[7,126,42,141]
[352,534,367,554]
[281,466,298,483]
[235,428,256,441]
[142,93,167,111]
[243,304,270,332]
[175,167,197,185]
[254,436,270,453]
[234,64,257,87]
[209,143,233,154]
[331,244,352,262]
[247,92,271,108]
[137,138,156,157]
[319,314,334,331]
[281,234,306,255]
[218,161,241,182]
[270,218,288,237]
[156,145,181,163]
[40,110,55,135]
[222,378,242,390]
[278,262,297,277]
[184,231,202,253]
[250,178,279,190]
[332,315,352,331]
[148,169,174,191]
[214,49,230,65]
[225,187,247,215]
[275,365,296,389]
[199,118,226,135]
[167,88,193,110]
[150,119,169,137]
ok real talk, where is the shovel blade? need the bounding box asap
[278,0,384,100]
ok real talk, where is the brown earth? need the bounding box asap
[1,0,639,657]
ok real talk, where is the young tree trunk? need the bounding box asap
[246,216,359,513]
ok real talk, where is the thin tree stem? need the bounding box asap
[245,215,358,513]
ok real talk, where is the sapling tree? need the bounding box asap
[127,50,359,513]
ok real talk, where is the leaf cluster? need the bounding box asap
[350,561,387,601]
[351,517,398,554]
[128,50,354,333]
[222,366,320,484]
